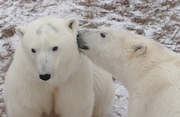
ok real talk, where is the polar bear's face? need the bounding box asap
[16,17,78,81]
[77,28,147,75]
[77,28,120,74]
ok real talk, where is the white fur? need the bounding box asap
[3,17,114,117]
[77,28,180,117]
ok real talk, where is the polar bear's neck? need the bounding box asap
[121,41,179,95]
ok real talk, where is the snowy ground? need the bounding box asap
[0,0,180,117]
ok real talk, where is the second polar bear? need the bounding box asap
[3,17,114,117]
[77,28,180,117]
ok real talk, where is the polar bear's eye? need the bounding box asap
[31,48,36,53]
[100,32,106,38]
[52,46,58,51]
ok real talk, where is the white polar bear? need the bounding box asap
[77,28,180,117]
[3,17,114,117]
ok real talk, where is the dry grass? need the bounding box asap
[0,42,14,75]
[76,0,180,44]
[0,25,16,39]
[0,42,14,117]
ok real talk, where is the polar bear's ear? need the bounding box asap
[132,43,147,56]
[66,17,79,31]
[15,26,26,38]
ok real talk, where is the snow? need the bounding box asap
[0,0,180,117]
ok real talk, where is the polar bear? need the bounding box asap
[3,17,114,117]
[77,28,180,117]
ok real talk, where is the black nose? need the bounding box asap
[39,74,51,81]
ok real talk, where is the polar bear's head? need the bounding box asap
[77,28,148,81]
[16,16,79,82]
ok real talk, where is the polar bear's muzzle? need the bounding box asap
[39,74,51,81]
[77,32,89,50]
[36,52,54,81]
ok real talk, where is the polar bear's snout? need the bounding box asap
[36,52,55,81]
[39,74,51,81]
[77,38,89,50]
[77,31,89,50]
